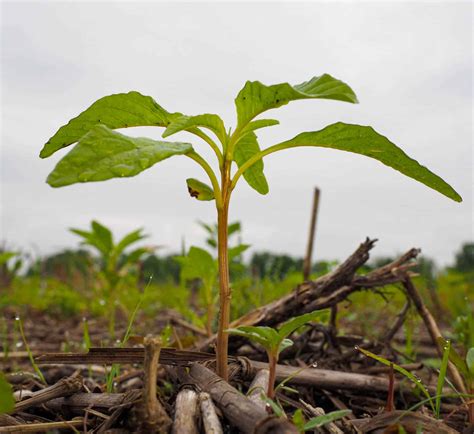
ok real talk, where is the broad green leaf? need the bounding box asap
[234,132,269,194]
[92,221,114,254]
[186,178,215,201]
[303,410,352,430]
[275,122,462,202]
[40,91,181,158]
[115,229,147,257]
[357,346,434,412]
[228,244,250,260]
[278,310,329,340]
[46,125,193,188]
[0,373,14,413]
[163,114,226,144]
[235,74,358,127]
[467,348,474,375]
[240,119,280,136]
[176,246,217,286]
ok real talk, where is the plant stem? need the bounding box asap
[216,153,232,379]
[216,200,230,379]
[267,353,277,399]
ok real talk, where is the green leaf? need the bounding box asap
[227,221,242,237]
[115,229,147,258]
[234,132,269,194]
[124,247,152,266]
[278,338,294,353]
[176,246,217,287]
[467,347,474,375]
[70,228,109,256]
[46,125,193,188]
[40,91,181,158]
[292,408,305,430]
[186,178,215,201]
[240,119,280,136]
[0,373,14,413]
[275,122,462,202]
[163,114,226,144]
[235,74,358,127]
[0,252,17,267]
[226,326,280,348]
[91,221,114,254]
[278,310,329,340]
[435,339,451,418]
[228,244,250,260]
[303,409,352,430]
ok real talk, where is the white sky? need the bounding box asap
[1,1,472,267]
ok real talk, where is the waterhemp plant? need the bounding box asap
[227,310,329,399]
[71,221,152,336]
[40,74,461,380]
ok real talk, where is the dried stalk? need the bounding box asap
[13,375,82,413]
[247,369,270,412]
[140,336,171,433]
[0,417,84,433]
[199,392,223,434]
[172,388,200,434]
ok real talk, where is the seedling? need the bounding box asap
[40,74,461,379]
[227,309,329,398]
[70,220,152,336]
[292,408,352,433]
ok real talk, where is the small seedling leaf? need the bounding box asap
[235,74,358,127]
[91,221,114,253]
[278,338,294,353]
[234,132,269,194]
[40,91,181,158]
[163,113,226,144]
[357,347,434,412]
[275,122,462,202]
[303,409,352,430]
[186,178,215,201]
[278,309,329,340]
[226,325,280,348]
[46,125,193,187]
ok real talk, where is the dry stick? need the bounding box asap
[0,418,85,433]
[141,336,172,433]
[247,369,270,412]
[402,277,467,394]
[303,187,320,281]
[37,347,221,366]
[246,360,440,395]
[172,388,200,434]
[199,392,223,434]
[183,363,297,434]
[13,375,83,413]
[45,393,129,413]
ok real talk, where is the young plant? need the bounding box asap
[70,221,152,336]
[227,310,329,399]
[292,408,352,433]
[40,74,461,379]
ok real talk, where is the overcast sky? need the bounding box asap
[1,1,472,267]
